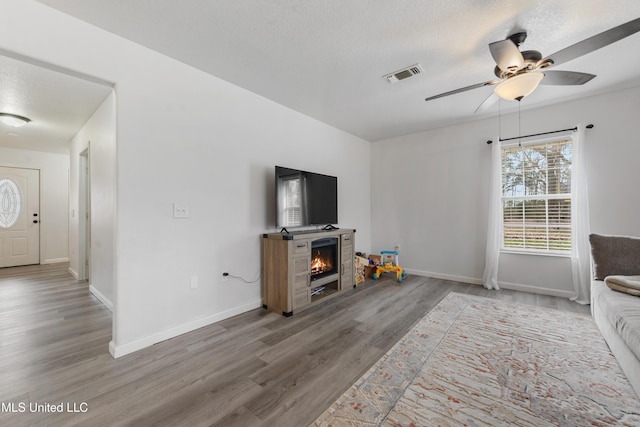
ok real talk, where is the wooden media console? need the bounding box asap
[262,228,355,316]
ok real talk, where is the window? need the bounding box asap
[501,139,572,253]
[278,175,304,226]
[0,178,22,229]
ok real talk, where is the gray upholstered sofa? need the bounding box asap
[589,234,640,397]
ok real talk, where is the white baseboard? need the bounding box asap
[108,341,117,358]
[404,269,574,298]
[68,267,79,279]
[497,281,575,298]
[108,299,263,359]
[405,268,483,286]
[89,285,113,312]
[43,257,69,265]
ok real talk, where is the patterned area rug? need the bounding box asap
[312,293,640,426]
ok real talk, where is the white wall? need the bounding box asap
[372,84,640,297]
[0,146,69,264]
[371,119,494,284]
[0,1,371,357]
[112,57,371,357]
[69,92,116,310]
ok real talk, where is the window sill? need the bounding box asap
[500,248,571,258]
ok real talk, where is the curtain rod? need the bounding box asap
[486,124,594,144]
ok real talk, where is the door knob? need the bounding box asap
[33,220,39,224]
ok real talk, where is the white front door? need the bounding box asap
[0,166,40,267]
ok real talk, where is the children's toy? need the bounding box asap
[354,256,368,285]
[372,250,406,282]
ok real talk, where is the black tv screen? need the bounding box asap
[275,166,338,228]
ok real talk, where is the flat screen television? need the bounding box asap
[275,166,338,229]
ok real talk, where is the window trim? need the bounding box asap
[499,135,573,255]
[500,247,572,258]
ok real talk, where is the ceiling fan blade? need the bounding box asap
[489,39,524,73]
[542,17,640,67]
[474,92,499,113]
[425,80,499,102]
[541,70,596,85]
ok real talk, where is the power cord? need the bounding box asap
[223,271,262,284]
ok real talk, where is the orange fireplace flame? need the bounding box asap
[311,250,333,275]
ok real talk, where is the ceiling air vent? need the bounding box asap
[383,63,424,84]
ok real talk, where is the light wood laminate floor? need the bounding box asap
[0,263,590,426]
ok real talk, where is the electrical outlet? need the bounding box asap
[190,275,198,289]
[173,203,190,218]
[221,272,229,282]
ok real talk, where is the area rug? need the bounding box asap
[312,293,640,426]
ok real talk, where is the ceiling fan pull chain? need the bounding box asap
[518,101,522,147]
[498,98,501,140]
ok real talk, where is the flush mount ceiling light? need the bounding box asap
[0,113,31,128]
[493,72,544,101]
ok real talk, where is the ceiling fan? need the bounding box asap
[425,17,640,112]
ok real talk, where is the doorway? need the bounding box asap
[0,166,40,267]
[78,148,91,281]
[0,51,115,358]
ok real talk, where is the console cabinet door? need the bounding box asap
[291,254,311,309]
[340,233,354,289]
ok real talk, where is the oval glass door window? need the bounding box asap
[0,178,22,228]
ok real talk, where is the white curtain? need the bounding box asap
[570,124,591,304]
[483,138,501,290]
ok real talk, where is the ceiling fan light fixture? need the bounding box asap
[494,72,544,101]
[0,113,31,128]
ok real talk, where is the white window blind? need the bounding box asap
[279,175,303,226]
[501,139,572,252]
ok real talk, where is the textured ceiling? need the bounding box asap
[29,1,640,142]
[0,53,112,154]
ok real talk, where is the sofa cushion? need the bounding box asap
[589,234,640,280]
[592,280,640,362]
